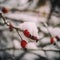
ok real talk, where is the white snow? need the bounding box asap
[13,39,21,48]
[26,42,38,49]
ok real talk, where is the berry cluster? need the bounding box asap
[20,29,38,49]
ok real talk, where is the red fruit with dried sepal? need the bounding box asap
[50,37,54,44]
[21,40,27,48]
[31,36,38,42]
[23,29,31,38]
[2,7,9,13]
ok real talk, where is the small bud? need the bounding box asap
[21,40,27,48]
[23,29,31,38]
[9,23,13,31]
[55,36,60,41]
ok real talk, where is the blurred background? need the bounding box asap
[0,0,60,60]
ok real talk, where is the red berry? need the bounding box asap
[9,23,13,31]
[50,37,54,44]
[2,7,9,13]
[55,36,60,41]
[31,36,38,42]
[21,40,27,48]
[23,29,31,38]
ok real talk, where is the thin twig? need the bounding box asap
[0,47,60,52]
[0,13,23,41]
[16,29,23,40]
[0,13,22,31]
[41,22,52,37]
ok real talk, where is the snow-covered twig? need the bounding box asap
[0,47,60,52]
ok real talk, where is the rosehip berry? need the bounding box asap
[55,36,60,41]
[21,40,27,48]
[9,23,13,31]
[50,37,54,44]
[31,36,38,42]
[23,29,31,38]
[2,7,9,13]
